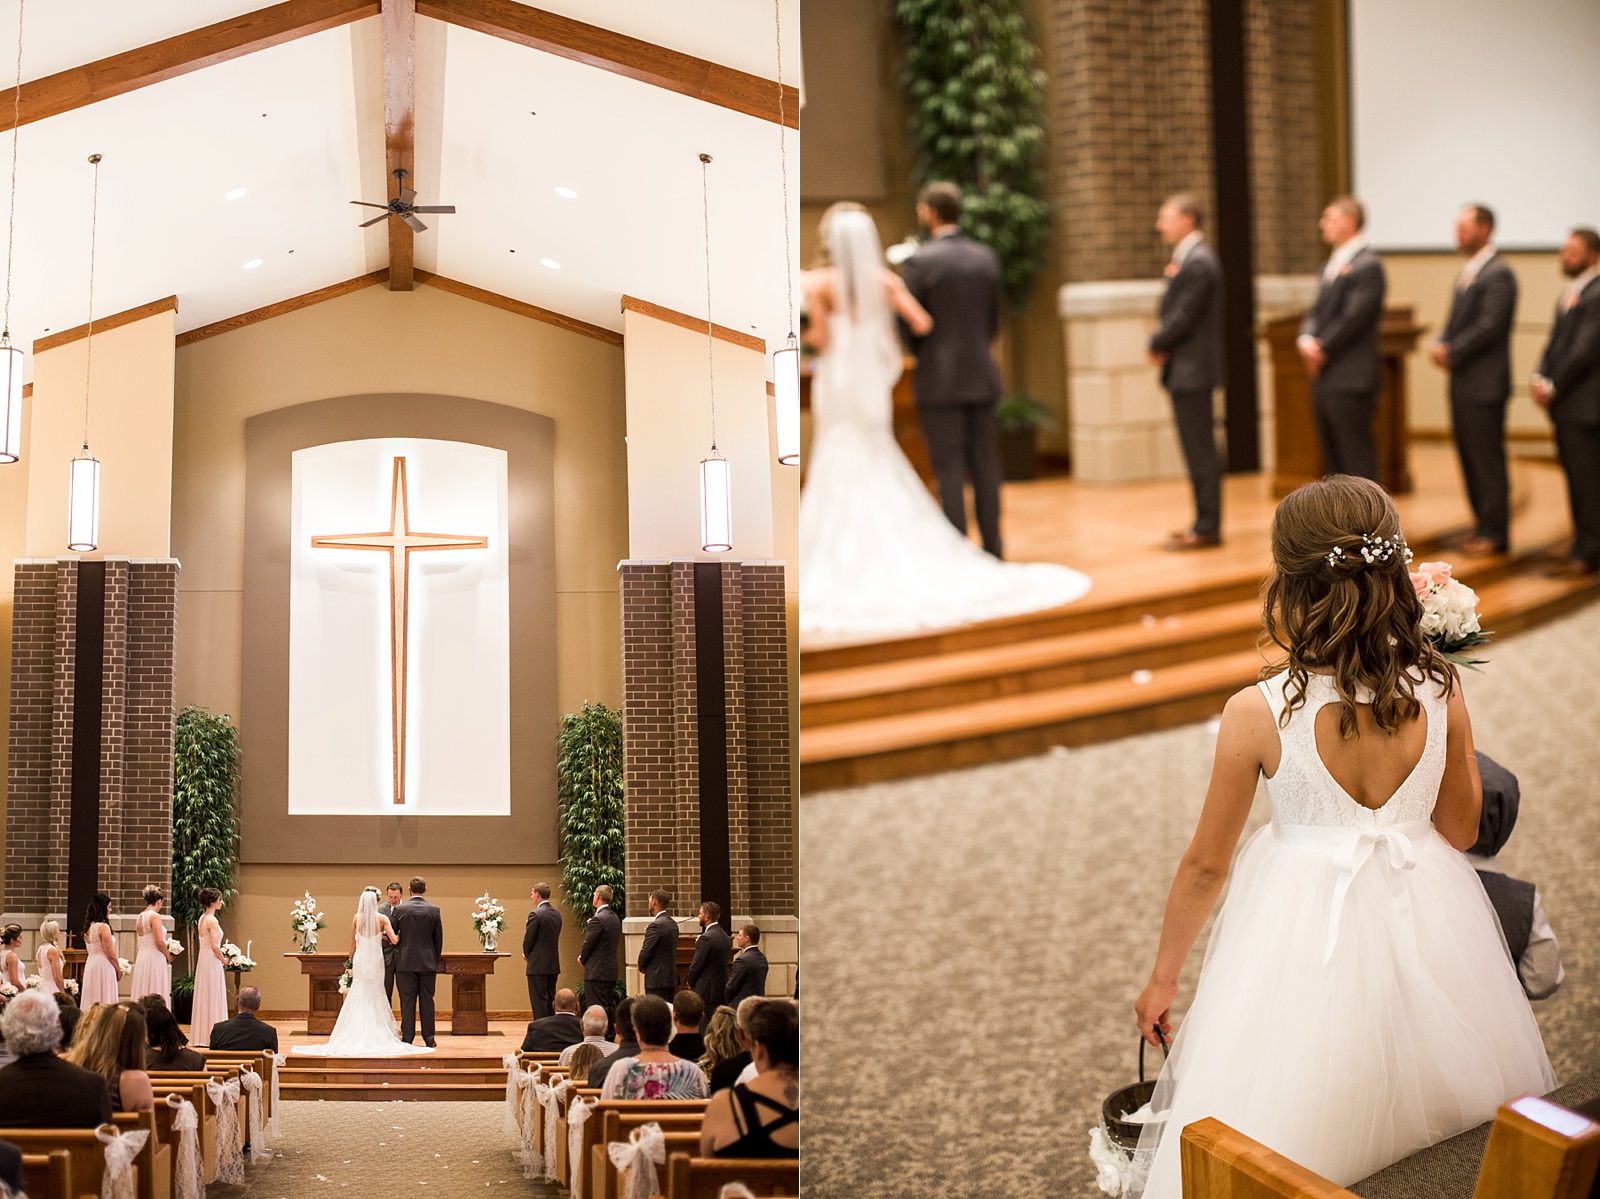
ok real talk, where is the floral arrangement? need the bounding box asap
[221,942,256,971]
[24,975,41,989]
[117,957,132,977]
[290,892,325,952]
[0,980,16,1000]
[471,894,506,949]
[337,959,354,996]
[1410,561,1491,668]
[167,938,185,957]
[63,978,79,997]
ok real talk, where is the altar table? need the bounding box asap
[286,951,510,1035]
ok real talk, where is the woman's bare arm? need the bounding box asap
[802,270,832,352]
[1432,679,1482,851]
[381,914,399,945]
[697,1087,737,1156]
[885,269,933,336]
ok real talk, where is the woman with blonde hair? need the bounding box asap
[698,1005,741,1080]
[129,885,173,1006]
[34,920,65,995]
[565,1041,607,1090]
[1129,475,1553,1196]
[64,1001,154,1112]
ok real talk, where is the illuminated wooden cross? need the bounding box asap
[311,456,489,805]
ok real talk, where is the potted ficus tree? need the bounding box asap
[557,701,626,1006]
[996,394,1057,481]
[170,705,240,1023]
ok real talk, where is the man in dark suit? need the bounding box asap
[1149,193,1226,550]
[725,924,769,1009]
[393,875,444,1047]
[522,881,562,1020]
[519,987,584,1053]
[205,986,280,1052]
[637,889,681,1001]
[1430,204,1518,555]
[899,180,1009,557]
[685,900,732,1030]
[578,884,621,1029]
[1533,227,1600,578]
[378,881,404,1006]
[587,997,639,1089]
[0,990,112,1127]
[1297,196,1387,481]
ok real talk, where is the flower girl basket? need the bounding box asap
[1102,1030,1168,1151]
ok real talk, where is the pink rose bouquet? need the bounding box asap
[1409,560,1490,668]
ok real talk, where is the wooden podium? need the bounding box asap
[1261,306,1425,497]
[287,951,509,1036]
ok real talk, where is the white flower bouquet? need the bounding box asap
[63,978,79,997]
[117,957,132,977]
[1410,561,1491,669]
[337,960,354,996]
[471,893,506,950]
[23,975,41,990]
[290,891,326,951]
[0,980,16,1000]
[221,942,256,971]
[167,938,184,956]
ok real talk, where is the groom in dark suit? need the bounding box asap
[393,876,443,1047]
[899,180,1008,558]
[522,881,562,1020]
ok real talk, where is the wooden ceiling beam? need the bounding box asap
[417,0,799,129]
[0,0,379,133]
[383,0,417,291]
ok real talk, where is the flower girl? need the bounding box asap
[1130,475,1553,1195]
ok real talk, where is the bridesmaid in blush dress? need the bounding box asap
[190,888,229,1048]
[34,920,66,995]
[80,892,121,1008]
[129,885,173,1006]
[0,923,24,990]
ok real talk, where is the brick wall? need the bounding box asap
[1050,0,1324,283]
[4,559,179,916]
[620,561,795,920]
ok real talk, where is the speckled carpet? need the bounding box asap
[801,597,1600,1199]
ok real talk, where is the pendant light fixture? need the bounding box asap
[66,153,102,553]
[770,0,799,467]
[0,0,26,465]
[697,152,733,554]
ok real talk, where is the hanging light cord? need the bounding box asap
[774,0,794,342]
[82,153,100,449]
[2,0,22,344]
[700,151,717,453]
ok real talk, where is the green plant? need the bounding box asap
[996,394,1057,432]
[557,701,626,926]
[896,0,1053,307]
[171,706,241,978]
[171,973,194,1002]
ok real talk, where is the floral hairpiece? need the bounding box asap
[1326,532,1413,569]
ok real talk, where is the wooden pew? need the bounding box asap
[593,1125,703,1199]
[555,1087,604,1187]
[198,1048,276,1127]
[109,1109,172,1199]
[20,1150,73,1199]
[147,1080,211,1181]
[571,1099,709,1194]
[658,1152,798,1199]
[0,1128,129,1199]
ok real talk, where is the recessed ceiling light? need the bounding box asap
[243,258,264,270]
[224,187,248,201]
[554,186,577,199]
[539,258,561,270]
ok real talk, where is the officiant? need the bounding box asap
[378,882,404,1006]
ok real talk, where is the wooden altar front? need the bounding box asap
[1261,306,1425,497]
[287,951,509,1036]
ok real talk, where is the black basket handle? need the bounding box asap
[1138,1025,1170,1084]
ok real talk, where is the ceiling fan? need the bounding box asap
[351,168,456,232]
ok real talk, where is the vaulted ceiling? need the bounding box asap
[0,0,800,371]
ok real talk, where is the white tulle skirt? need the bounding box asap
[292,944,433,1058]
[1133,821,1555,1197]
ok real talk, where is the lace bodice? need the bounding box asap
[1259,672,1447,831]
[86,922,113,959]
[137,910,161,950]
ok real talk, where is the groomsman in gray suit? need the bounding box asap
[378,881,404,1005]
[1430,204,1518,555]
[1149,194,1225,550]
[899,180,1008,557]
[1533,227,1600,577]
[1298,196,1387,480]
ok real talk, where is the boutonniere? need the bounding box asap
[1163,262,1179,279]
[1338,264,1352,277]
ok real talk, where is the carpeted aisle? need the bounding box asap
[801,598,1600,1199]
[210,1100,560,1197]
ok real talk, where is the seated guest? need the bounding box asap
[559,1005,613,1066]
[520,987,584,1052]
[699,1000,798,1158]
[725,925,769,1008]
[142,998,206,1071]
[708,997,765,1094]
[600,995,709,1100]
[0,989,113,1126]
[699,1005,741,1082]
[205,986,280,1052]
[65,1002,155,1112]
[669,990,705,1061]
[52,993,81,1050]
[588,998,640,1089]
[566,1041,608,1088]
[0,1138,23,1196]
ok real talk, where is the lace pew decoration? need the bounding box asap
[270,1052,286,1140]
[95,1123,150,1199]
[207,1074,245,1185]
[719,1186,759,1199]
[567,1096,597,1199]
[607,1121,667,1199]
[502,1054,525,1136]
[537,1076,572,1183]
[239,1067,272,1164]
[165,1093,205,1199]
[515,1064,544,1177]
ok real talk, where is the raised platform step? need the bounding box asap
[279,1067,507,1085]
[276,1052,514,1102]
[279,1080,506,1102]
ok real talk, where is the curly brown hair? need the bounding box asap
[1260,475,1452,737]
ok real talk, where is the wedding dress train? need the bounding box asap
[292,891,434,1057]
[800,209,1091,638]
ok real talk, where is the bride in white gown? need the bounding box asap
[800,204,1091,638]
[292,888,434,1057]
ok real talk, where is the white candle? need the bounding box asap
[245,939,252,960]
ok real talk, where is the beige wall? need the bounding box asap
[0,387,29,879]
[26,310,176,558]
[622,309,774,561]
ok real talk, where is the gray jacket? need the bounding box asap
[1299,248,1387,394]
[1443,255,1517,402]
[1150,240,1224,393]
[1538,277,1600,427]
[899,232,1005,407]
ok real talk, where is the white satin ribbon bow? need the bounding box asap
[1278,817,1432,963]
